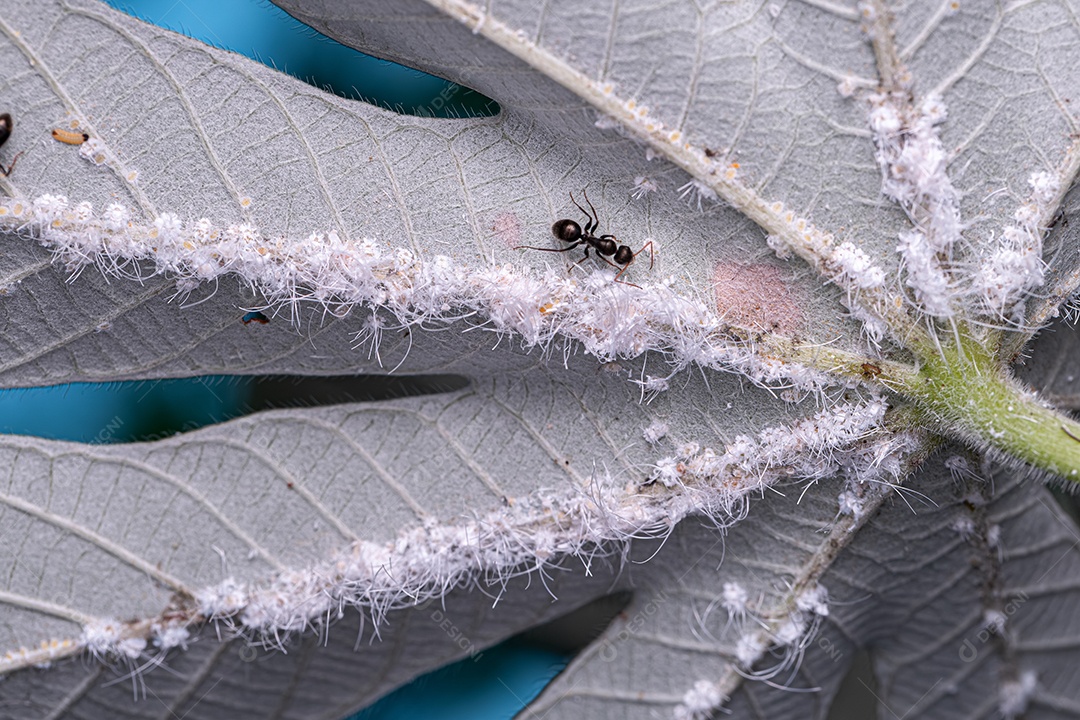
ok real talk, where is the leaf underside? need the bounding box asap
[2,0,1080,718]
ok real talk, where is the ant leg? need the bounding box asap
[570,191,596,236]
[596,254,620,270]
[581,188,602,235]
[634,240,655,269]
[610,242,653,288]
[568,246,592,273]
[612,261,642,289]
[514,240,585,253]
[594,237,624,271]
[0,151,23,178]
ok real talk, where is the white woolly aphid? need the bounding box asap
[837,486,869,522]
[845,301,889,347]
[42,394,898,671]
[949,515,977,540]
[869,91,1057,329]
[734,582,830,683]
[974,171,1056,322]
[151,622,191,652]
[983,608,1007,634]
[734,631,768,669]
[79,618,145,662]
[796,584,829,618]
[999,670,1037,719]
[195,577,249,620]
[6,193,858,403]
[642,420,669,444]
[896,229,955,317]
[832,241,886,290]
[868,93,963,320]
[673,679,727,720]
[631,175,658,199]
[677,179,718,212]
[721,581,750,623]
[652,457,682,487]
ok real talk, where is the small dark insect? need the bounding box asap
[0,113,23,177]
[1051,208,1069,230]
[516,190,654,288]
[242,311,269,325]
[861,362,883,379]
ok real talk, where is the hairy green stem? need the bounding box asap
[899,331,1080,481]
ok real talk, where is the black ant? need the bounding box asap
[0,113,22,177]
[516,190,653,288]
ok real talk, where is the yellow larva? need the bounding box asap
[51,127,89,145]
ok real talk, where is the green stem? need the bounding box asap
[899,331,1080,481]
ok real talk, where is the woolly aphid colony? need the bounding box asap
[0,175,902,708]
[0,16,1061,720]
[0,89,1052,718]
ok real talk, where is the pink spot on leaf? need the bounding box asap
[713,262,804,335]
[492,213,523,248]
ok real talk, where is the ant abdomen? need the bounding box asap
[552,219,581,242]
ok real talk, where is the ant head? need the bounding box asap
[552,219,582,242]
[613,245,633,264]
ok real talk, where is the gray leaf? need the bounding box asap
[3,0,1080,718]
